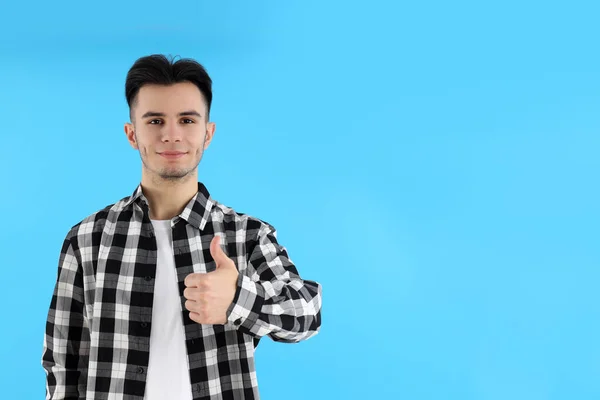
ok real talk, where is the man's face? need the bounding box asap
[124,81,215,183]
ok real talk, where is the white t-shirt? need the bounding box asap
[144,219,193,400]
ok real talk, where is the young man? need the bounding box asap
[41,54,323,400]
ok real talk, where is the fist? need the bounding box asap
[183,235,239,325]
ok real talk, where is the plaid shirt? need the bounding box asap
[42,182,322,400]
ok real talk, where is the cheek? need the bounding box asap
[138,140,153,154]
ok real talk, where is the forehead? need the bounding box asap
[136,82,206,112]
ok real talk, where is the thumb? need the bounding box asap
[210,235,230,267]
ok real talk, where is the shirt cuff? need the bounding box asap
[226,273,265,332]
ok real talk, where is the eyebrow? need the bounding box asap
[141,110,202,119]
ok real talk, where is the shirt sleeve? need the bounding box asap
[41,233,90,399]
[225,222,322,343]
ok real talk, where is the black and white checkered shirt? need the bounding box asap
[42,182,322,399]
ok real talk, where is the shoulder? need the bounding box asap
[63,195,131,243]
[211,200,277,236]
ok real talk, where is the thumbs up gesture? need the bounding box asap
[184,235,240,325]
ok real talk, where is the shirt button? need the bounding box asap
[137,367,144,374]
[191,339,195,344]
[144,276,152,281]
[234,318,242,326]
[141,322,148,328]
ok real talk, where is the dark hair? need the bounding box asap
[125,54,213,121]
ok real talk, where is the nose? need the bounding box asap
[161,122,183,142]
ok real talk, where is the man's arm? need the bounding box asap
[41,233,89,399]
[226,222,322,343]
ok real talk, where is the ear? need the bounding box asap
[124,122,138,150]
[203,122,216,150]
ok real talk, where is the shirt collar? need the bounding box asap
[123,181,215,231]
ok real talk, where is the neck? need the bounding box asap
[141,172,199,220]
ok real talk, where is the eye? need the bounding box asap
[182,118,194,124]
[149,119,162,125]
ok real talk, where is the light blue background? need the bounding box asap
[0,1,598,399]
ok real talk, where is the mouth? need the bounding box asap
[159,152,187,159]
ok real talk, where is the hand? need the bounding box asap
[183,235,239,325]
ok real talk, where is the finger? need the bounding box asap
[209,236,228,265]
[189,311,203,324]
[185,299,200,313]
[184,273,200,288]
[183,287,202,300]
